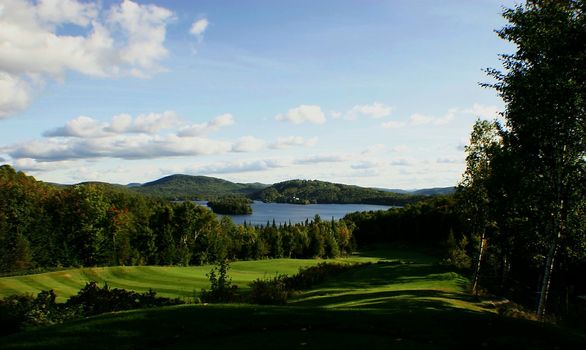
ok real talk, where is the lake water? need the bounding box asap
[197,201,393,226]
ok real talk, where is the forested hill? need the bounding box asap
[131,174,268,200]
[251,179,424,205]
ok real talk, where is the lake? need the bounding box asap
[197,201,393,226]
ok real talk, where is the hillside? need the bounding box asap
[131,174,268,200]
[252,179,424,205]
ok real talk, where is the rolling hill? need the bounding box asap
[251,179,425,206]
[130,174,268,200]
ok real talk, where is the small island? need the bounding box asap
[207,196,253,215]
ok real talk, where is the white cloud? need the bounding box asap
[351,160,382,170]
[232,136,266,152]
[0,0,174,118]
[190,18,209,37]
[5,111,240,161]
[108,0,174,76]
[197,159,287,174]
[128,111,179,133]
[464,103,501,120]
[44,116,106,137]
[36,0,98,27]
[0,73,31,118]
[46,111,180,137]
[7,134,232,161]
[382,108,457,129]
[294,154,349,165]
[274,105,326,124]
[178,113,234,137]
[345,102,393,120]
[270,136,318,149]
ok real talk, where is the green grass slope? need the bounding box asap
[0,257,376,302]
[1,246,584,349]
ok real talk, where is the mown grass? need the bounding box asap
[1,245,584,349]
[0,256,379,302]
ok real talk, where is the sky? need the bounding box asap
[0,0,519,189]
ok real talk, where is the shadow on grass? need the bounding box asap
[291,288,479,311]
[3,304,584,350]
[313,261,468,290]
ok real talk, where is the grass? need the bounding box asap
[1,245,585,349]
[0,254,380,302]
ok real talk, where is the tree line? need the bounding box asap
[0,165,354,273]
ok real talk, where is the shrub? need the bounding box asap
[249,274,290,305]
[200,260,240,303]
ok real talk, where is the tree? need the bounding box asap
[485,0,586,318]
[457,119,502,293]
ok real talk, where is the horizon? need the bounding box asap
[0,0,516,189]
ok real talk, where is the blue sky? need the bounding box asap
[0,0,517,188]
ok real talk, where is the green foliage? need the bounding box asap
[0,282,183,336]
[200,260,239,303]
[461,0,586,317]
[207,196,253,215]
[66,282,183,316]
[132,174,267,200]
[441,231,472,270]
[253,179,424,205]
[249,274,290,305]
[0,165,356,273]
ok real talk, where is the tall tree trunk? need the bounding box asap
[537,236,558,319]
[472,231,486,294]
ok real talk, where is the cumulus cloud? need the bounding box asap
[0,73,31,118]
[190,18,208,37]
[274,105,326,124]
[178,113,234,137]
[381,108,457,129]
[5,111,243,162]
[232,136,266,152]
[45,111,181,137]
[270,136,318,149]
[345,102,393,120]
[7,134,231,161]
[44,116,106,137]
[0,0,174,117]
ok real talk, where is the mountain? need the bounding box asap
[411,187,455,196]
[131,174,268,200]
[377,186,455,196]
[251,179,425,206]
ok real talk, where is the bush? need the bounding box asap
[66,282,183,316]
[0,290,62,335]
[249,274,290,305]
[200,260,240,303]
